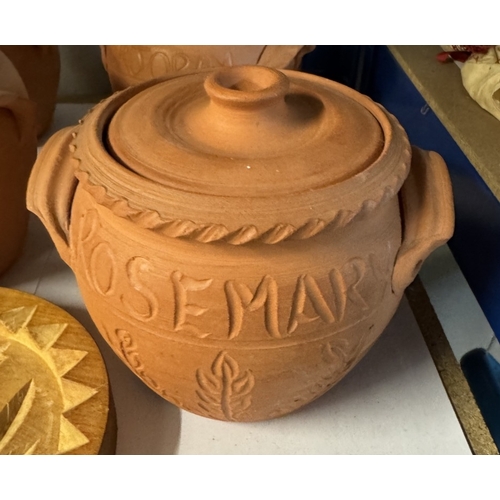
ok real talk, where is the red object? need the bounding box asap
[452,45,492,53]
[437,45,494,64]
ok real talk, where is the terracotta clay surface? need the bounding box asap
[100,45,315,91]
[0,52,37,276]
[0,287,115,454]
[27,66,454,422]
[0,46,60,136]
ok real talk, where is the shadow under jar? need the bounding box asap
[27,65,454,422]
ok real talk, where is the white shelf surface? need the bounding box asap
[420,244,499,362]
[0,103,473,454]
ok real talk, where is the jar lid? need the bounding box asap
[107,65,384,196]
[73,66,411,244]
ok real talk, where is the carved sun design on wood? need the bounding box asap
[0,306,97,455]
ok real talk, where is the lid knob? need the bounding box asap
[181,65,302,157]
[204,65,289,110]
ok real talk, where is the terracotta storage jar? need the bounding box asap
[0,52,37,276]
[100,45,315,91]
[0,46,60,136]
[28,66,454,422]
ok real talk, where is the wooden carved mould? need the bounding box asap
[0,288,115,454]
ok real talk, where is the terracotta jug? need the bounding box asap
[0,52,37,276]
[27,66,454,422]
[0,46,60,136]
[100,45,315,91]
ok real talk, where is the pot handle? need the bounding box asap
[27,126,78,267]
[392,146,454,295]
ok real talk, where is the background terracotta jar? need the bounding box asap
[0,46,60,136]
[0,51,37,276]
[100,45,315,91]
[28,66,454,422]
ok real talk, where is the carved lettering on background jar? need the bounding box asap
[195,351,255,421]
[123,48,143,77]
[150,51,171,78]
[146,50,233,78]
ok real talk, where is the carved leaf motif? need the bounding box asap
[269,332,371,419]
[323,338,349,366]
[196,351,255,421]
[213,351,238,379]
[322,330,369,383]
